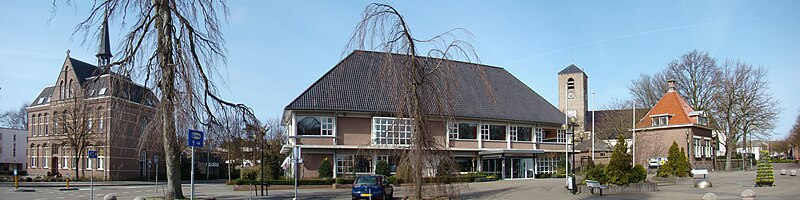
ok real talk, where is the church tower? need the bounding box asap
[558,64,588,138]
[97,9,113,69]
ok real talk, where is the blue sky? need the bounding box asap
[1,1,798,139]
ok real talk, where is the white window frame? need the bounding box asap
[295,116,334,136]
[704,139,712,158]
[509,126,518,141]
[694,138,702,158]
[557,130,567,143]
[85,157,93,170]
[447,122,458,139]
[535,127,544,143]
[480,124,490,140]
[336,154,353,174]
[371,117,413,145]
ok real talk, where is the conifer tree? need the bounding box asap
[657,142,680,177]
[605,135,632,185]
[318,157,333,179]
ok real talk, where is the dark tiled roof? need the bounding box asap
[558,64,585,75]
[286,50,565,125]
[31,57,157,107]
[584,109,648,132]
[575,140,612,152]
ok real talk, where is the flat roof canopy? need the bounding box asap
[478,149,545,156]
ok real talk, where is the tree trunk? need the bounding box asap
[155,0,184,199]
[725,142,733,171]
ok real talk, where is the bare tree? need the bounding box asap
[346,3,488,199]
[54,85,99,179]
[714,60,781,171]
[788,113,800,152]
[0,103,29,130]
[594,99,647,142]
[628,71,669,109]
[629,50,719,111]
[63,1,258,198]
[664,50,719,111]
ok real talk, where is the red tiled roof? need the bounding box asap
[636,90,697,128]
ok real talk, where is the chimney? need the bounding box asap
[667,79,676,92]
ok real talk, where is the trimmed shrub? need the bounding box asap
[240,167,260,181]
[375,160,391,177]
[605,135,632,185]
[335,178,354,184]
[630,164,647,183]
[318,157,333,179]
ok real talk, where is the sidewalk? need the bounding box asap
[0,179,226,187]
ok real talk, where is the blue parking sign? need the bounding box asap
[88,150,98,159]
[188,129,204,147]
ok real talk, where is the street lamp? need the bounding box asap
[561,116,578,195]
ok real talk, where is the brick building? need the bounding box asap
[26,17,161,180]
[281,51,575,180]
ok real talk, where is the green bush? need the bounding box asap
[657,141,690,178]
[240,167,260,181]
[583,162,606,184]
[318,157,333,179]
[630,164,647,183]
[605,135,632,185]
[375,160,391,177]
[335,178,354,184]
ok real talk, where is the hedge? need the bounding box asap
[231,178,334,185]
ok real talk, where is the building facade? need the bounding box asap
[0,128,27,172]
[633,80,716,169]
[281,51,574,180]
[26,17,161,180]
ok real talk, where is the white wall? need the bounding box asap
[0,128,28,169]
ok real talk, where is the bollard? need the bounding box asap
[741,189,755,200]
[780,169,786,175]
[132,196,145,200]
[103,193,117,200]
[791,170,797,176]
[694,179,712,188]
[702,193,718,200]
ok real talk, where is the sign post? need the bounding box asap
[154,154,159,194]
[188,129,205,200]
[88,150,98,200]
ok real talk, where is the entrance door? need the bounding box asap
[51,157,59,175]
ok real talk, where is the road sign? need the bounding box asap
[188,129,204,147]
[88,150,98,159]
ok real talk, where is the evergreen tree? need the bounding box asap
[676,148,690,177]
[318,157,333,179]
[376,160,392,177]
[657,142,680,177]
[605,135,632,185]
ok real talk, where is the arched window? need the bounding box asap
[566,78,575,89]
[68,79,74,98]
[44,114,49,136]
[54,112,59,135]
[97,108,104,132]
[29,144,36,168]
[59,81,64,99]
[42,144,49,169]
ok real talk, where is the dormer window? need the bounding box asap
[98,88,107,95]
[697,116,708,126]
[651,115,669,127]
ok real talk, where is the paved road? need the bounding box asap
[4,168,800,199]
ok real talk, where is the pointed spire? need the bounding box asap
[96,8,112,61]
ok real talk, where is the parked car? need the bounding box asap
[351,175,393,200]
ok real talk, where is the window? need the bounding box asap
[372,117,413,145]
[698,116,709,126]
[85,157,93,170]
[489,125,506,141]
[509,126,518,141]
[296,116,333,136]
[513,126,533,142]
[12,135,16,157]
[652,115,669,127]
[98,87,107,95]
[43,114,48,136]
[694,138,702,158]
[455,157,475,172]
[704,139,712,158]
[557,130,567,143]
[68,79,74,98]
[536,157,562,174]
[97,149,105,170]
[87,113,93,132]
[336,154,353,174]
[480,124,489,140]
[97,109,104,132]
[62,146,69,169]
[535,128,544,143]
[448,122,477,140]
[43,146,50,169]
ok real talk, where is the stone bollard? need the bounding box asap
[694,179,712,188]
[741,189,756,200]
[133,196,146,200]
[103,193,117,200]
[703,193,718,200]
[791,170,797,176]
[780,169,787,175]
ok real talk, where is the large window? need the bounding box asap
[511,126,532,142]
[557,130,567,143]
[535,128,544,143]
[536,157,562,174]
[448,122,478,140]
[296,116,333,136]
[489,125,506,141]
[455,157,475,172]
[704,139,712,158]
[694,138,702,158]
[335,154,372,174]
[372,117,413,145]
[538,128,566,143]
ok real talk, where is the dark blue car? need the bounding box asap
[351,175,393,200]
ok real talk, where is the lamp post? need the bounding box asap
[561,116,578,195]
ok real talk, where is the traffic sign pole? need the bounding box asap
[88,150,97,200]
[191,145,195,200]
[187,129,204,200]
